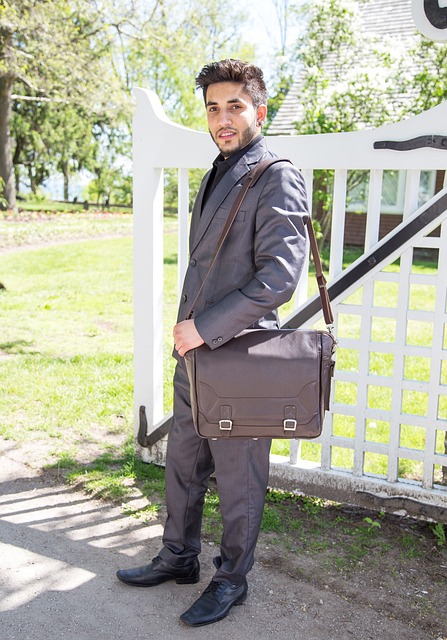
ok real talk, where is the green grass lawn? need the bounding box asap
[0,237,134,457]
[0,212,443,482]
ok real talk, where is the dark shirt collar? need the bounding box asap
[212,134,263,170]
[200,135,264,213]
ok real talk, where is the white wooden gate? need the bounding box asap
[133,88,447,521]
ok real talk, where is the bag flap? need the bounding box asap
[188,329,328,426]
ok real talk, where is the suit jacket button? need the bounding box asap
[190,259,197,266]
[217,337,223,342]
[182,294,188,303]
[212,339,218,345]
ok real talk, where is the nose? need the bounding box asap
[218,109,232,127]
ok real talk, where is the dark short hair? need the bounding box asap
[195,59,268,108]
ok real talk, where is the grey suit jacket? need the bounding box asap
[176,137,309,352]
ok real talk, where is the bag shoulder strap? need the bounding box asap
[186,158,334,328]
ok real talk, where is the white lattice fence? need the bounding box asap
[271,185,447,519]
[133,88,447,519]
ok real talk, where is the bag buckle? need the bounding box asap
[219,419,233,431]
[283,419,297,431]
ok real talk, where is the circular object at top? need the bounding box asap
[412,0,447,41]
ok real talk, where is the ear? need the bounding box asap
[256,104,267,127]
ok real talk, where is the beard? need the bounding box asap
[211,118,258,157]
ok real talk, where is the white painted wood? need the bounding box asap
[133,91,165,434]
[133,86,447,509]
[285,187,447,330]
[329,169,347,280]
[364,170,383,250]
[388,246,413,484]
[295,169,313,309]
[403,170,421,219]
[353,281,375,477]
[177,169,190,299]
[267,101,447,170]
[425,224,447,488]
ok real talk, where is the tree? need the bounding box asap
[0,0,129,207]
[123,0,254,130]
[2,0,255,206]
[264,0,301,128]
[117,0,255,208]
[294,0,406,134]
[0,2,16,208]
[10,91,53,195]
[405,35,447,113]
[282,0,410,246]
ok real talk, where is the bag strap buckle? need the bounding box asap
[219,420,233,431]
[284,405,297,431]
[283,419,297,432]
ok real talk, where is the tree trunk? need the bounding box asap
[62,160,69,200]
[0,75,16,209]
[28,166,37,194]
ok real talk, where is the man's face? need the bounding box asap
[205,82,267,158]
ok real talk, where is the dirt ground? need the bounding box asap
[1,435,446,640]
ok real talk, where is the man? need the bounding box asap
[117,59,309,626]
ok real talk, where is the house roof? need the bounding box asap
[361,0,414,35]
[268,0,417,135]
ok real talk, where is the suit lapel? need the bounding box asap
[190,160,250,256]
[189,137,270,256]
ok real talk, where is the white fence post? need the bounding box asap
[133,91,165,450]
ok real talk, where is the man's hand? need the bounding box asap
[173,319,205,357]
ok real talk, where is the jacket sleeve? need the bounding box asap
[194,162,310,349]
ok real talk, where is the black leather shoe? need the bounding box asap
[180,579,248,626]
[116,556,200,587]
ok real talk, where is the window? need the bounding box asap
[346,170,437,215]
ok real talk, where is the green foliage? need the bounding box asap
[268,0,443,253]
[85,169,132,207]
[283,0,408,246]
[118,0,254,130]
[122,503,160,521]
[261,505,285,532]
[163,167,206,211]
[400,532,424,559]
[294,0,404,136]
[1,0,258,206]
[363,516,382,533]
[266,71,294,129]
[0,178,6,208]
[430,522,446,547]
[406,37,447,112]
[1,0,132,204]
[45,450,79,470]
